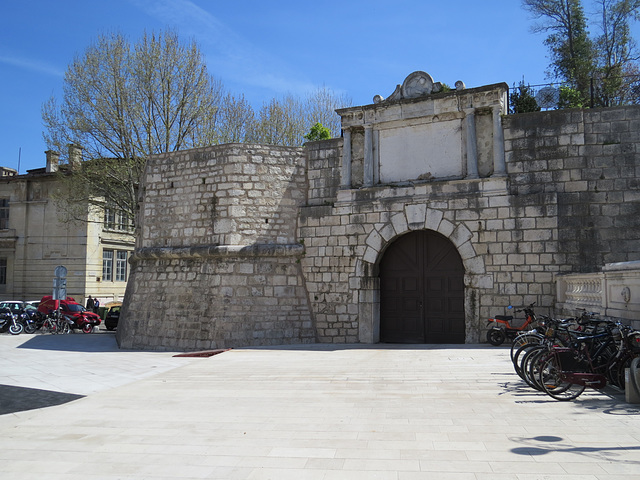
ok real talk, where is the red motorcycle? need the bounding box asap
[486,303,540,346]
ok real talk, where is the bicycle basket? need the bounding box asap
[545,325,556,338]
[556,350,586,372]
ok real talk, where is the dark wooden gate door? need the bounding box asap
[379,230,465,344]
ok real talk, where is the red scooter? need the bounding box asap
[486,303,540,346]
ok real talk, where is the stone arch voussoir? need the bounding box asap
[362,206,486,276]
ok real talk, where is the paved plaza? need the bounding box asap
[0,331,639,479]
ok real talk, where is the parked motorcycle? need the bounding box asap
[18,309,44,334]
[0,307,25,335]
[486,303,542,346]
[64,313,100,333]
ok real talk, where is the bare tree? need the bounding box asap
[42,29,224,223]
[303,86,351,138]
[592,0,640,105]
[252,88,351,146]
[215,93,256,144]
[43,29,352,225]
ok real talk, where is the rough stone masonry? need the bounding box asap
[117,72,640,351]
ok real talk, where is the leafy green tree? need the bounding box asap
[523,0,595,104]
[304,122,332,142]
[558,85,587,107]
[510,80,542,113]
[522,0,640,107]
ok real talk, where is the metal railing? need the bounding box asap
[508,74,640,113]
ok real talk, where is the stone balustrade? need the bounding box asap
[556,261,640,329]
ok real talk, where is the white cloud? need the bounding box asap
[129,0,315,97]
[0,55,64,77]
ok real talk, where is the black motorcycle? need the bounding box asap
[18,309,43,334]
[0,307,24,335]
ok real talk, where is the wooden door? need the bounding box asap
[380,231,465,343]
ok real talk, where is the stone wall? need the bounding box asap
[298,105,640,344]
[137,144,306,248]
[117,144,315,350]
[118,97,640,350]
[117,244,315,350]
[504,108,640,272]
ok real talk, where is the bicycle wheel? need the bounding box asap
[511,332,544,362]
[41,319,52,334]
[487,328,506,346]
[58,320,70,334]
[522,346,546,391]
[539,355,585,401]
[525,347,550,391]
[513,343,538,379]
[609,354,635,389]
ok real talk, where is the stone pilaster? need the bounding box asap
[465,109,479,179]
[492,106,506,177]
[341,128,352,189]
[364,125,374,186]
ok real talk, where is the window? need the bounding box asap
[116,251,128,282]
[0,199,8,229]
[0,258,6,285]
[104,205,133,231]
[116,210,130,231]
[103,249,129,282]
[104,208,116,230]
[103,250,113,281]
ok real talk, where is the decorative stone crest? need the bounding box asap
[622,286,631,303]
[373,71,465,104]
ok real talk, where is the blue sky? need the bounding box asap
[0,0,615,173]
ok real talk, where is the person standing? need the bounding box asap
[86,295,95,311]
[93,297,100,314]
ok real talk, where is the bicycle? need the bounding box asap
[536,321,622,401]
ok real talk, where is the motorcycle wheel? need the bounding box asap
[24,322,37,334]
[82,323,94,334]
[9,323,24,335]
[486,328,506,346]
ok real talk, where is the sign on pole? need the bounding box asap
[53,266,68,300]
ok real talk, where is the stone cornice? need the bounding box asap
[131,243,304,262]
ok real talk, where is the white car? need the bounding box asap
[0,301,38,313]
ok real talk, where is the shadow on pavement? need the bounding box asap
[0,384,84,415]
[511,434,640,462]
[16,332,120,353]
[243,343,502,352]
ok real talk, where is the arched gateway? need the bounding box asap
[379,230,465,344]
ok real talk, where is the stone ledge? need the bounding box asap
[132,243,304,261]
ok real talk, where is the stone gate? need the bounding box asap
[117,72,640,351]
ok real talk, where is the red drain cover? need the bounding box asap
[173,349,231,358]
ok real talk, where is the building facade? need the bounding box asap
[117,72,640,351]
[0,146,134,306]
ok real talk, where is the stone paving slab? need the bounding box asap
[0,334,639,479]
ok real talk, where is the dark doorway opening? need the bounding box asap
[379,230,465,343]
